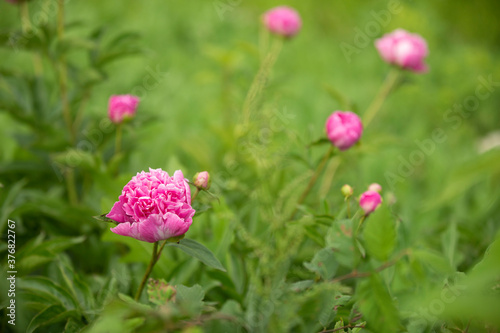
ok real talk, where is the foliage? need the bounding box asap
[1,1,500,333]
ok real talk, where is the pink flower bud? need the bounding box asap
[193,171,211,190]
[106,168,195,243]
[263,6,302,38]
[375,29,429,73]
[325,111,363,150]
[359,190,382,216]
[341,184,353,197]
[108,95,140,124]
[368,183,382,193]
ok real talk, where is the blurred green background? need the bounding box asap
[1,0,500,331]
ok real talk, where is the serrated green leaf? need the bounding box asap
[304,247,339,280]
[169,238,226,271]
[357,274,400,332]
[176,284,205,316]
[362,206,396,261]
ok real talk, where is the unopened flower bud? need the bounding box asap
[375,29,429,73]
[147,278,176,305]
[263,6,302,38]
[108,94,139,124]
[193,171,210,190]
[359,190,382,216]
[341,184,353,197]
[368,183,382,193]
[325,111,363,150]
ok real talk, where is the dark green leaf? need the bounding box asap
[363,206,396,261]
[169,239,226,271]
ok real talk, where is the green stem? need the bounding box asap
[355,215,366,236]
[20,1,43,76]
[134,241,159,301]
[289,146,334,220]
[65,168,78,205]
[115,123,122,156]
[362,68,400,128]
[19,1,31,33]
[242,37,283,125]
[56,0,74,144]
[191,187,200,201]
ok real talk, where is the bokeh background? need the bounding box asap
[1,0,500,331]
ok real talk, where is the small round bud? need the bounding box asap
[368,183,382,193]
[341,184,353,197]
[193,171,211,190]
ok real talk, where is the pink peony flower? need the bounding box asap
[263,6,302,38]
[359,190,382,216]
[375,29,429,73]
[193,171,210,190]
[106,168,195,243]
[108,95,140,124]
[325,111,363,150]
[368,183,382,193]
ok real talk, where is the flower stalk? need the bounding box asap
[289,146,334,220]
[134,241,159,301]
[362,68,400,128]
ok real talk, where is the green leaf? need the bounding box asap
[17,235,86,273]
[356,274,400,332]
[413,249,454,275]
[27,304,80,333]
[441,221,458,268]
[93,213,119,225]
[304,247,339,280]
[169,239,226,271]
[362,206,396,261]
[176,284,205,316]
[18,276,79,310]
[307,137,331,148]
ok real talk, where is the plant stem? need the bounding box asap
[289,146,334,220]
[191,187,200,201]
[134,241,159,301]
[19,1,43,76]
[115,123,122,156]
[56,0,74,144]
[65,168,78,205]
[19,1,31,33]
[362,68,400,128]
[242,37,283,125]
[355,215,366,235]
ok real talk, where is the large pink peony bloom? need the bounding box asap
[106,168,195,243]
[325,111,363,150]
[375,29,429,73]
[108,95,140,124]
[359,190,382,216]
[263,6,302,38]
